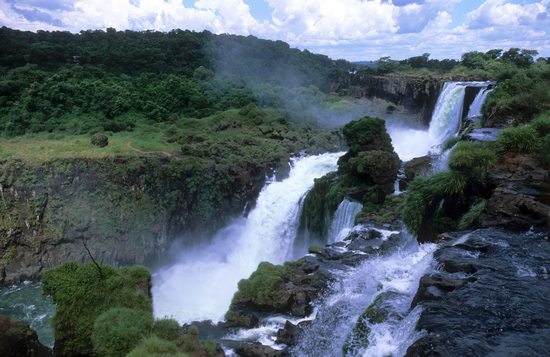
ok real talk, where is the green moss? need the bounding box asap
[458,200,487,230]
[442,135,460,151]
[127,336,187,357]
[152,319,182,341]
[42,262,152,356]
[231,262,286,307]
[342,117,393,154]
[530,112,550,137]
[497,125,539,153]
[91,307,153,357]
[449,141,497,181]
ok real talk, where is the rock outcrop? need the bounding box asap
[0,315,51,357]
[0,156,281,286]
[481,153,550,231]
[407,228,550,356]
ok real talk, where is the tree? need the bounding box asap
[501,48,538,68]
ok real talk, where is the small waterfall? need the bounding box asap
[152,152,342,323]
[292,232,436,356]
[467,88,493,119]
[327,198,363,244]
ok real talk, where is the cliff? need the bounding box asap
[0,156,271,286]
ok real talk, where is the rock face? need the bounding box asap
[349,74,443,124]
[407,228,550,356]
[0,315,51,357]
[0,156,271,286]
[481,153,550,231]
[301,117,401,239]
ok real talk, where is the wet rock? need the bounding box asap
[275,320,302,346]
[411,274,473,308]
[409,229,550,356]
[481,153,550,232]
[0,315,51,357]
[223,311,259,329]
[404,156,432,183]
[465,128,502,142]
[481,187,549,230]
[235,342,289,357]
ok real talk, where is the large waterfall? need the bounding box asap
[152,153,342,323]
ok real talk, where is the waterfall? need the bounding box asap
[467,88,493,119]
[327,198,363,244]
[292,233,436,356]
[152,152,342,323]
[388,81,493,162]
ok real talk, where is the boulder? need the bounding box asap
[235,342,288,357]
[404,155,432,182]
[0,315,51,357]
[275,320,302,346]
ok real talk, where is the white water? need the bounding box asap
[467,88,493,119]
[328,198,363,243]
[152,152,343,323]
[293,233,436,356]
[388,81,493,162]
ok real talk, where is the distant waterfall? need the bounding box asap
[467,88,493,119]
[388,81,494,162]
[327,198,363,243]
[153,152,342,323]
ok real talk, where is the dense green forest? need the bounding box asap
[0,27,548,142]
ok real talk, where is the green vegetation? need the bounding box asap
[127,336,187,357]
[495,111,550,168]
[458,200,487,230]
[42,263,152,356]
[232,262,286,307]
[302,116,400,238]
[42,262,220,356]
[403,141,497,240]
[92,307,153,357]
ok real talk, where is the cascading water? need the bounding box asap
[327,199,363,243]
[293,232,436,356]
[152,152,343,323]
[467,87,493,119]
[388,81,494,162]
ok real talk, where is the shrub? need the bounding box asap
[497,125,538,153]
[458,200,487,230]
[92,307,153,357]
[90,132,109,147]
[42,263,152,356]
[530,112,550,136]
[342,117,393,154]
[449,141,496,181]
[152,319,182,341]
[127,336,186,357]
[231,262,285,307]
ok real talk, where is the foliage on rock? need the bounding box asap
[42,262,152,356]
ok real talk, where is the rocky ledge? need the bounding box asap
[407,228,550,356]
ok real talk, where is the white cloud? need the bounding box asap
[0,0,548,60]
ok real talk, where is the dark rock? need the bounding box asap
[235,342,289,357]
[223,311,259,329]
[404,155,432,182]
[275,320,302,346]
[480,153,550,232]
[0,315,51,357]
[409,229,550,356]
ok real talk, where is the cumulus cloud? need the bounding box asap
[0,0,548,60]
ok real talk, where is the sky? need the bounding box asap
[1,0,549,61]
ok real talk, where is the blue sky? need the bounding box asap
[1,0,548,60]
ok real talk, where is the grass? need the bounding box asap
[0,125,180,163]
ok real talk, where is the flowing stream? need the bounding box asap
[152,153,343,323]
[327,199,363,244]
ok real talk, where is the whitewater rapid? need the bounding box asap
[152,152,343,323]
